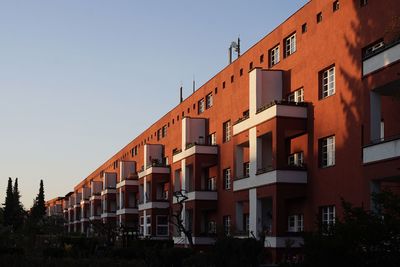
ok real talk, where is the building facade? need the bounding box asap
[46,0,400,261]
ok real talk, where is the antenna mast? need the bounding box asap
[229,36,241,64]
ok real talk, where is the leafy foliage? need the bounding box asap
[302,191,400,267]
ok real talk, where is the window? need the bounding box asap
[317,12,322,23]
[208,177,216,191]
[320,136,335,167]
[162,125,167,138]
[260,54,264,63]
[157,128,162,141]
[249,62,253,70]
[243,162,250,177]
[206,93,213,109]
[208,132,216,145]
[360,0,368,7]
[223,120,231,142]
[222,81,226,89]
[198,98,205,114]
[240,68,243,76]
[223,168,231,190]
[288,152,304,167]
[288,87,304,103]
[215,87,218,94]
[321,206,335,229]
[156,215,169,236]
[146,215,151,235]
[302,23,307,33]
[285,33,296,57]
[269,45,280,67]
[333,1,340,11]
[231,75,234,83]
[363,40,385,58]
[288,214,304,232]
[223,216,231,235]
[208,220,216,234]
[320,66,335,98]
[139,216,144,235]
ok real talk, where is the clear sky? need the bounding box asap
[0,0,308,208]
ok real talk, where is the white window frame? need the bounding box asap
[208,177,216,191]
[288,214,304,232]
[145,215,151,236]
[156,215,169,236]
[209,133,216,145]
[288,152,304,167]
[321,66,335,98]
[224,168,231,190]
[288,87,304,103]
[206,93,213,109]
[270,45,280,66]
[198,98,205,114]
[208,220,216,234]
[321,206,335,227]
[223,120,231,142]
[285,33,296,57]
[139,216,144,235]
[223,215,231,235]
[321,136,335,167]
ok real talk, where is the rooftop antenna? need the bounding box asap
[229,36,241,64]
[179,81,183,103]
[192,74,195,93]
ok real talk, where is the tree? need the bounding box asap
[3,177,14,227]
[31,179,46,222]
[302,191,400,267]
[171,190,194,248]
[12,178,24,230]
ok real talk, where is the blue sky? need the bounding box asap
[0,0,308,208]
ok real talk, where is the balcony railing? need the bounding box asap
[256,100,308,115]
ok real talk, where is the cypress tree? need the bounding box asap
[32,179,46,221]
[12,178,24,229]
[3,177,14,227]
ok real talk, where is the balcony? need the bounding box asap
[116,208,139,215]
[173,143,218,163]
[138,201,169,211]
[363,135,400,164]
[233,167,307,192]
[363,39,400,76]
[117,178,139,188]
[138,162,170,179]
[233,101,308,135]
[173,190,218,204]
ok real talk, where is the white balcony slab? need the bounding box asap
[233,104,307,135]
[138,201,170,211]
[173,145,218,163]
[90,195,101,201]
[80,218,89,222]
[173,236,215,245]
[363,138,400,164]
[116,208,138,215]
[233,170,307,191]
[363,42,400,76]
[138,166,170,179]
[73,204,80,209]
[264,236,303,248]
[101,188,116,195]
[80,200,89,205]
[116,179,138,188]
[173,191,218,204]
[101,213,116,218]
[89,216,101,221]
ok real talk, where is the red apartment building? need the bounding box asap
[47,0,400,261]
